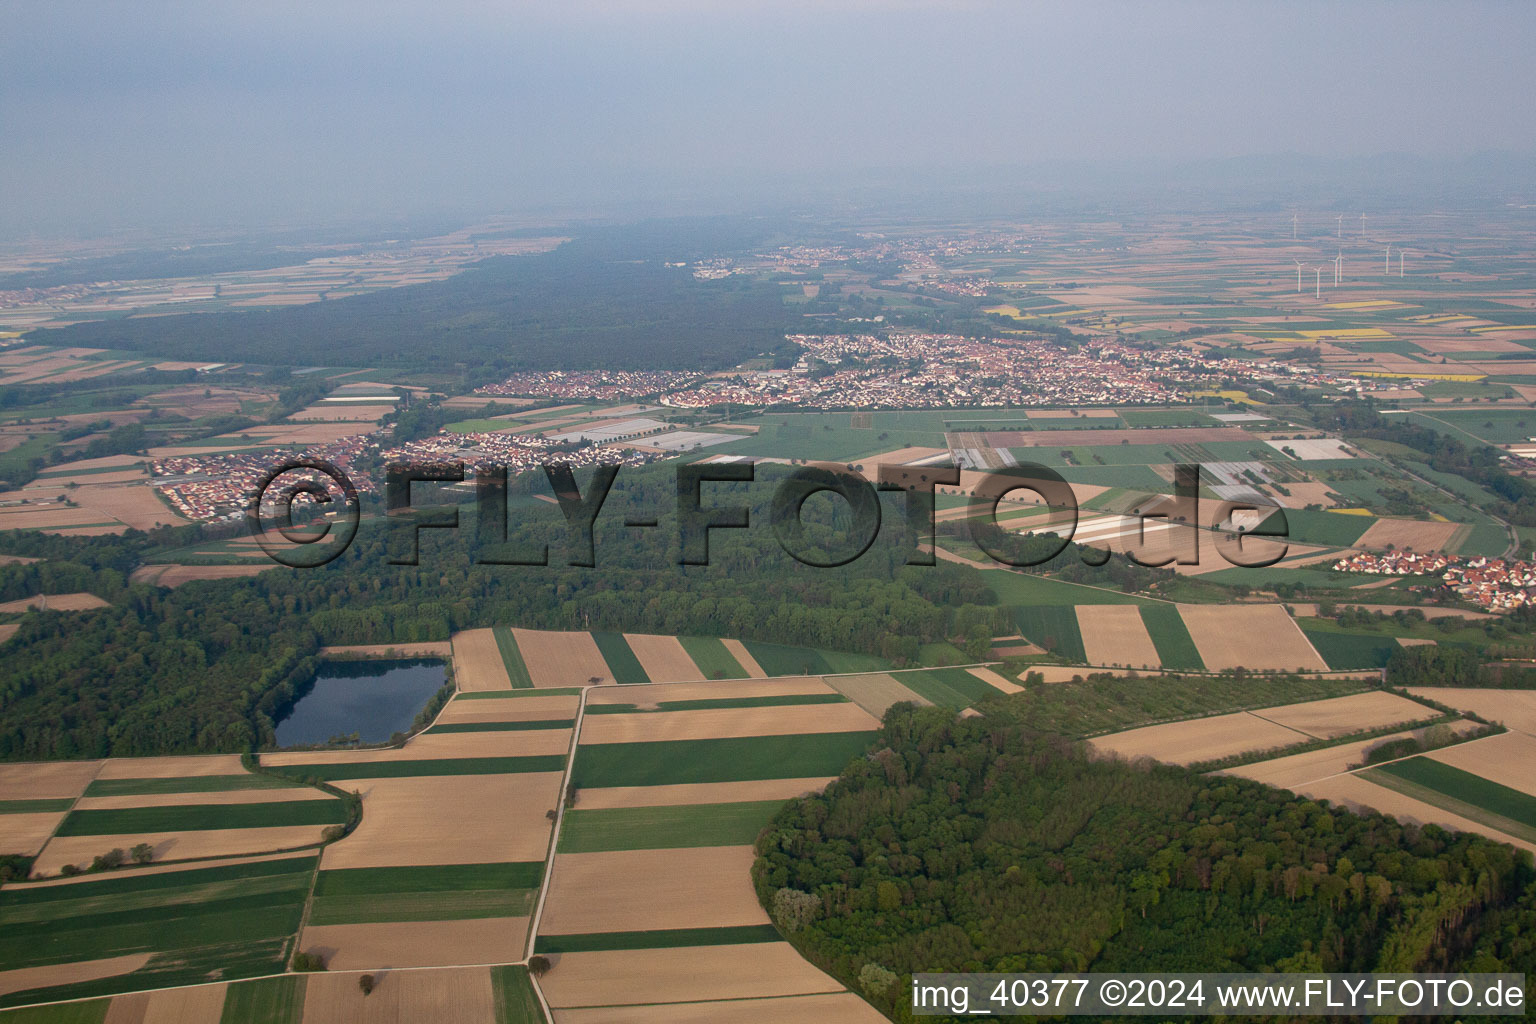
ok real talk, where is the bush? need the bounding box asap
[90,848,126,872]
[129,843,153,865]
[771,888,819,932]
[527,955,551,978]
[859,963,898,998]
[358,973,375,995]
[320,825,345,843]
[292,951,327,972]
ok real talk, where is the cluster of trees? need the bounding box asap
[754,703,1536,1021]
[36,224,797,377]
[1386,644,1536,689]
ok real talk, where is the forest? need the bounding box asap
[31,221,802,375]
[753,703,1536,1023]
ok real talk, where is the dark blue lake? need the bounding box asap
[274,659,449,747]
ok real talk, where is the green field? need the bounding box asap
[55,799,345,837]
[1260,508,1374,548]
[980,568,1147,607]
[585,693,848,715]
[264,755,566,781]
[891,667,1002,709]
[0,799,74,814]
[558,799,784,853]
[591,631,651,684]
[309,862,543,925]
[572,731,877,788]
[1369,758,1536,834]
[740,641,887,677]
[1302,628,1400,670]
[491,965,542,1024]
[454,687,582,700]
[492,627,535,688]
[218,975,306,1024]
[82,775,297,798]
[535,925,781,955]
[1014,605,1086,661]
[0,1002,110,1024]
[1136,604,1205,671]
[677,636,749,679]
[0,856,316,1007]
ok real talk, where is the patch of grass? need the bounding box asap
[535,925,781,954]
[427,719,574,732]
[0,799,74,813]
[981,568,1147,606]
[1014,605,1086,662]
[491,965,542,1024]
[572,731,877,788]
[591,631,651,685]
[82,775,296,798]
[264,756,566,781]
[1137,604,1205,671]
[559,800,784,853]
[492,627,535,689]
[219,975,306,1024]
[585,693,849,715]
[1265,508,1374,548]
[677,635,749,679]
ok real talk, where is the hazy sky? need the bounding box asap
[3,0,1534,237]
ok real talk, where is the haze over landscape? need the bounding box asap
[1,3,1535,1023]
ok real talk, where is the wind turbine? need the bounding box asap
[1294,259,1304,292]
[1336,214,1344,238]
[1315,266,1322,299]
[1360,213,1367,237]
[1384,245,1391,274]
[1400,251,1405,277]
[1334,251,1343,285]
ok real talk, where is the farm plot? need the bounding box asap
[1136,604,1205,671]
[538,846,768,936]
[0,761,103,801]
[0,855,315,1007]
[591,632,651,684]
[308,862,543,926]
[578,703,878,745]
[551,992,889,1023]
[824,673,930,717]
[1355,518,1466,553]
[558,800,784,853]
[677,636,750,680]
[889,668,1006,709]
[319,771,563,868]
[0,593,108,614]
[1077,605,1161,668]
[510,628,612,687]
[300,918,528,972]
[585,678,832,708]
[719,639,766,677]
[571,778,835,811]
[739,642,886,677]
[1221,725,1468,792]
[298,966,495,1023]
[1368,756,1536,836]
[1014,605,1086,662]
[572,732,877,789]
[1176,604,1328,672]
[96,983,227,1023]
[1300,774,1536,855]
[433,692,580,725]
[539,943,844,1010]
[0,955,151,1001]
[1426,730,1536,793]
[1406,688,1536,735]
[451,628,512,691]
[622,633,706,683]
[1090,711,1310,767]
[1254,691,1433,739]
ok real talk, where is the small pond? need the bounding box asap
[274,658,448,747]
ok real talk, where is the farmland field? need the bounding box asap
[0,855,315,1007]
[557,800,783,853]
[591,631,651,684]
[572,732,877,788]
[1136,603,1205,671]
[677,636,750,680]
